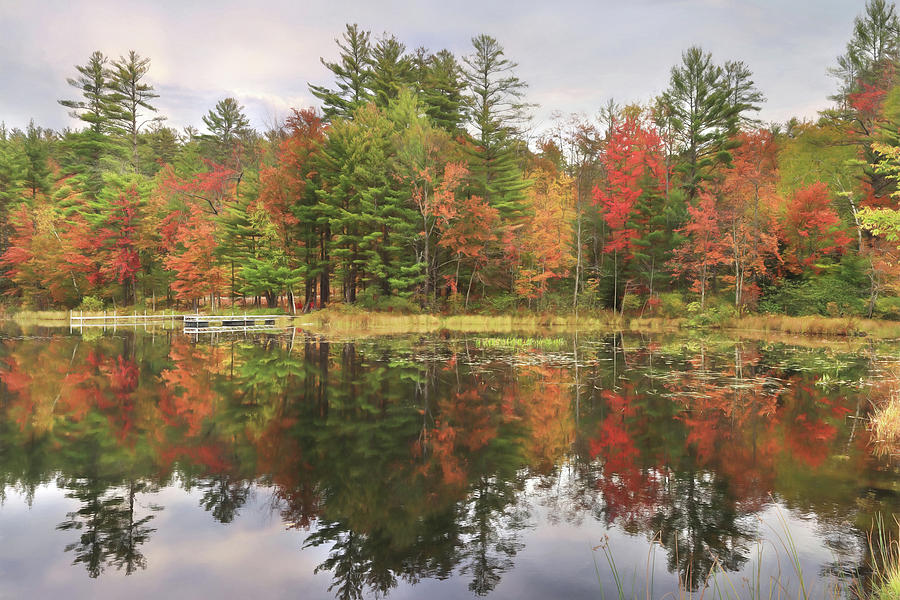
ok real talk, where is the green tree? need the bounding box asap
[414,48,466,134]
[369,34,412,109]
[317,102,419,302]
[201,97,250,167]
[831,0,900,107]
[59,51,117,136]
[22,120,51,200]
[108,51,161,173]
[58,51,121,196]
[462,34,530,222]
[723,60,766,127]
[309,23,374,120]
[660,47,756,201]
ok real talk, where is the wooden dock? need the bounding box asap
[69,311,290,334]
[183,314,280,333]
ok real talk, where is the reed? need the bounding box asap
[296,307,623,335]
[723,315,900,338]
[591,511,900,600]
[474,336,569,351]
[9,309,69,324]
[870,393,900,458]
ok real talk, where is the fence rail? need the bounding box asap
[69,311,292,334]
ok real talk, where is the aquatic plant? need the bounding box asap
[474,336,569,351]
[592,510,900,600]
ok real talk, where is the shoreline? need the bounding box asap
[5,307,900,339]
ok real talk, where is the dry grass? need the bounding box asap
[723,315,900,338]
[628,317,687,332]
[293,307,623,336]
[871,394,900,459]
[9,309,69,324]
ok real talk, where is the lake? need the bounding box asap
[1,324,898,599]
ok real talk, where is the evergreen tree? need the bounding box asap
[461,34,530,222]
[58,51,121,196]
[660,46,751,201]
[308,23,374,120]
[723,60,766,127]
[59,51,117,135]
[216,184,258,303]
[317,103,418,301]
[369,34,412,109]
[830,1,900,108]
[201,97,250,167]
[414,48,466,133]
[0,124,25,208]
[22,120,51,200]
[108,51,161,173]
[141,123,179,174]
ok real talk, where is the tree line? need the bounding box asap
[4,1,900,318]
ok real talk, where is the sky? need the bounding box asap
[0,0,869,137]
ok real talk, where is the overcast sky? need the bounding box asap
[0,0,869,136]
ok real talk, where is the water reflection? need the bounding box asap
[0,327,898,598]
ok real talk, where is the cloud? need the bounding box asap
[0,0,863,133]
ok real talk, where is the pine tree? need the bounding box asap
[723,60,765,127]
[369,34,412,109]
[0,124,25,209]
[59,51,117,136]
[660,46,755,201]
[308,24,374,120]
[317,103,415,301]
[201,98,250,168]
[461,34,530,222]
[414,49,465,133]
[108,51,161,173]
[844,0,899,86]
[22,120,51,200]
[59,51,121,196]
[217,187,258,304]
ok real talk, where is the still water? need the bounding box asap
[0,324,898,599]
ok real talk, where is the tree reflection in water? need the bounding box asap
[0,327,897,595]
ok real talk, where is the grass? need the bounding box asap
[474,336,569,351]
[868,517,900,600]
[870,393,900,459]
[592,510,900,600]
[11,303,900,340]
[6,309,69,324]
[875,571,900,600]
[722,315,900,338]
[294,306,623,336]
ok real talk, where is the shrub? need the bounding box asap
[658,292,685,317]
[684,298,736,327]
[759,275,865,316]
[77,296,104,312]
[874,296,900,321]
[486,292,517,314]
[621,293,642,313]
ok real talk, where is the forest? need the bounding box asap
[4,1,900,320]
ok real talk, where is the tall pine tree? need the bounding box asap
[108,51,161,173]
[461,34,530,222]
[309,24,374,121]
